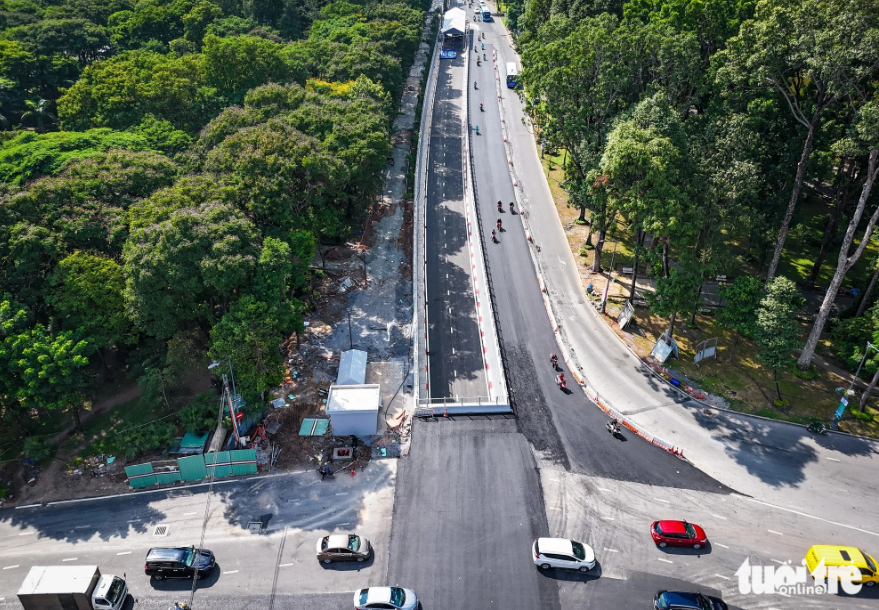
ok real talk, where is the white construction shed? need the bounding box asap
[442,7,466,38]
[326,384,381,437]
[336,349,367,385]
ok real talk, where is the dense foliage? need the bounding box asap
[0,0,425,441]
[517,0,879,379]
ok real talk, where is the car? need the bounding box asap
[651,520,708,549]
[532,537,596,572]
[144,546,216,580]
[654,590,728,610]
[353,586,418,610]
[316,533,372,563]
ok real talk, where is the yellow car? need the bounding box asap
[805,545,879,587]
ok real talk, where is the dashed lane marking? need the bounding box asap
[117,552,132,556]
[771,559,785,564]
[2,566,19,570]
[127,519,141,523]
[598,488,611,492]
[768,529,783,535]
[654,498,670,504]
[747,497,878,537]
[224,570,239,575]
[826,457,840,462]
[184,512,198,516]
[335,492,348,496]
[715,543,729,549]
[278,563,295,568]
[74,525,90,529]
[18,532,34,536]
[603,548,619,553]
[657,558,673,564]
[711,514,727,520]
[715,574,731,580]
[62,558,78,562]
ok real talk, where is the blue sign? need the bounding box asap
[440,50,457,59]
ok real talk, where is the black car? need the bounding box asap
[654,590,728,610]
[145,547,216,580]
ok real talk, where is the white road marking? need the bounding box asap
[603,548,619,553]
[183,512,198,516]
[278,563,295,568]
[601,516,615,521]
[547,478,560,482]
[127,519,141,523]
[715,543,729,549]
[335,492,348,496]
[657,558,673,564]
[117,552,132,556]
[3,566,19,570]
[74,525,90,529]
[777,591,791,598]
[747,497,878,537]
[715,574,731,580]
[653,498,670,504]
[598,488,611,492]
[771,559,785,564]
[62,558,78,562]
[711,514,727,520]
[548,507,560,510]
[18,532,34,536]
[768,529,783,535]
[224,570,239,574]
[826,457,840,462]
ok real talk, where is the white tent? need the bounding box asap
[442,7,466,37]
[336,349,367,385]
[326,384,381,437]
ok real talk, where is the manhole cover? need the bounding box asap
[247,522,264,534]
[153,525,169,537]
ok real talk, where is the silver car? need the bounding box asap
[353,586,418,610]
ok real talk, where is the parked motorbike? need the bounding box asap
[807,420,828,435]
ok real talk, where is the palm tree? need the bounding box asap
[20,98,57,133]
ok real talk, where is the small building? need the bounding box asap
[326,384,381,437]
[336,349,367,385]
[442,7,466,39]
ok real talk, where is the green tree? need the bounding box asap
[647,268,702,342]
[20,98,57,133]
[6,324,95,431]
[717,275,763,364]
[715,0,879,281]
[209,294,301,405]
[183,0,224,47]
[754,276,804,401]
[201,34,296,101]
[46,251,130,353]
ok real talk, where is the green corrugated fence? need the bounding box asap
[124,463,156,488]
[125,448,258,489]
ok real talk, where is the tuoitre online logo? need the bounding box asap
[735,558,863,595]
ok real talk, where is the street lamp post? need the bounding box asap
[832,341,879,429]
[209,358,241,446]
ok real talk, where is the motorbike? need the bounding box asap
[477,59,481,66]
[807,420,828,435]
[606,420,622,436]
[497,219,502,231]
[480,103,484,111]
[474,81,478,89]
[497,201,502,212]
[509,202,514,213]
[475,125,480,135]
[556,375,566,390]
[550,355,558,369]
[491,230,497,243]
[318,464,334,479]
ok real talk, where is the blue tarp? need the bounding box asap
[440,50,457,59]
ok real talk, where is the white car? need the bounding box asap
[532,537,596,572]
[353,586,418,610]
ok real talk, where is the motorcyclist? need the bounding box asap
[497,200,502,212]
[556,373,566,387]
[475,125,480,134]
[497,218,502,230]
[550,353,558,368]
[474,81,478,89]
[319,463,332,479]
[609,418,620,433]
[491,229,497,242]
[509,201,514,213]
[481,42,485,50]
[480,103,484,111]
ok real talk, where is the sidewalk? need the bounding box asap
[491,15,879,532]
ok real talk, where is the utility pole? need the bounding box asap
[599,240,618,314]
[832,341,878,429]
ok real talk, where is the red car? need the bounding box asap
[651,520,708,549]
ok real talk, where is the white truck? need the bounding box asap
[17,565,128,610]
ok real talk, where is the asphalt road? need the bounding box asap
[387,418,560,610]
[425,34,487,399]
[0,465,396,610]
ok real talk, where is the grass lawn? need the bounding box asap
[540,146,879,437]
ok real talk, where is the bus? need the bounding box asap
[481,4,491,21]
[506,62,518,88]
